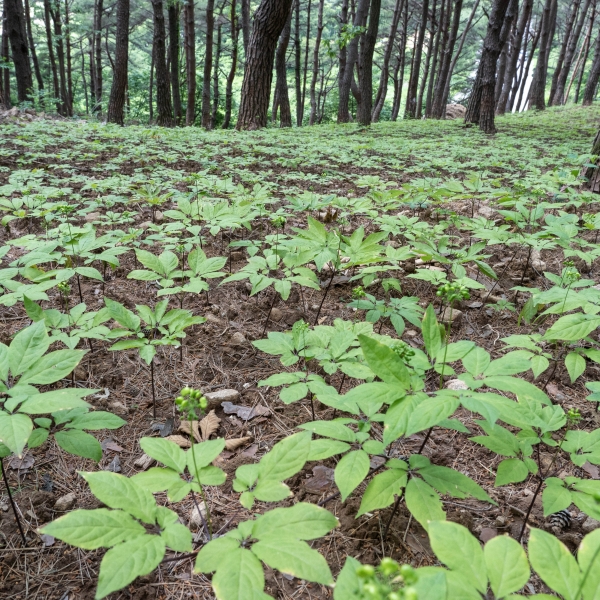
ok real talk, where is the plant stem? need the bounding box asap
[150,358,156,418]
[1,459,27,546]
[517,478,544,543]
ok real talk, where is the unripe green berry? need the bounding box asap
[357,565,376,579]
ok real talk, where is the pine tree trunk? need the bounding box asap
[548,0,581,105]
[212,18,222,128]
[51,0,71,115]
[223,0,239,128]
[426,0,447,118]
[65,0,73,108]
[356,0,381,125]
[299,0,311,125]
[582,20,600,104]
[1,5,10,108]
[431,0,463,118]
[553,0,592,104]
[201,0,214,128]
[496,0,532,114]
[527,0,557,110]
[149,43,154,122]
[6,0,33,103]
[564,9,593,103]
[337,0,349,120]
[516,24,540,110]
[106,0,129,125]
[240,0,250,55]
[184,0,196,125]
[574,9,594,103]
[80,38,89,113]
[151,0,174,126]
[372,0,403,122]
[294,0,301,125]
[417,0,437,119]
[405,0,430,118]
[465,0,515,133]
[273,8,292,127]
[338,0,370,123]
[23,0,43,98]
[168,1,182,124]
[391,2,408,121]
[442,0,480,107]
[585,127,600,192]
[93,0,103,113]
[309,0,324,125]
[236,0,293,130]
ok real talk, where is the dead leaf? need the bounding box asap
[166,435,191,448]
[582,461,599,479]
[305,466,335,494]
[199,411,221,440]
[105,456,121,472]
[479,528,497,543]
[179,420,202,442]
[8,454,34,471]
[225,437,252,451]
[242,444,258,458]
[101,438,123,452]
[221,402,270,421]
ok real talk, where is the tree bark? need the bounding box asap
[516,22,540,110]
[585,127,600,192]
[496,0,532,114]
[404,0,430,118]
[184,0,196,125]
[1,4,10,108]
[6,0,33,103]
[51,0,71,115]
[527,0,557,110]
[65,0,73,108]
[565,7,594,102]
[372,0,403,122]
[299,0,311,125]
[272,8,292,126]
[337,0,349,120]
[149,42,154,122]
[151,0,174,126]
[552,0,592,104]
[212,14,222,128]
[308,0,324,124]
[338,0,370,123]
[168,1,182,124]
[416,0,437,119]
[465,0,516,133]
[582,17,600,104]
[391,2,409,121]
[106,0,129,125]
[236,0,293,130]
[80,37,88,113]
[201,0,214,128]
[223,0,239,128]
[548,0,581,105]
[356,0,381,125]
[574,7,594,103]
[426,0,449,117]
[23,0,43,98]
[431,0,463,117]
[92,0,103,113]
[240,0,250,55]
[442,0,480,106]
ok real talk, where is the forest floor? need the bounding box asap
[0,105,599,600]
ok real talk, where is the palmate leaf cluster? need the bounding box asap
[3,110,600,599]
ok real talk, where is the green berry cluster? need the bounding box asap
[390,340,415,361]
[57,281,71,295]
[567,407,582,426]
[356,559,418,600]
[175,387,208,420]
[352,285,367,300]
[436,281,469,303]
[271,215,286,229]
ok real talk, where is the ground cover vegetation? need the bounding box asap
[0,104,599,598]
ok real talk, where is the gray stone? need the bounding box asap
[446,379,469,391]
[189,502,207,529]
[134,454,155,470]
[204,388,240,410]
[439,307,463,325]
[230,332,247,346]
[54,492,77,512]
[154,211,164,222]
[270,307,283,322]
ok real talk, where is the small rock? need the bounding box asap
[139,221,153,229]
[109,401,128,412]
[439,307,463,325]
[531,250,546,272]
[134,454,155,470]
[270,307,283,322]
[582,517,600,534]
[154,211,164,222]
[105,456,121,472]
[404,330,417,337]
[282,309,308,326]
[495,515,508,527]
[230,332,247,346]
[204,388,240,411]
[230,251,244,262]
[54,492,77,512]
[189,502,207,529]
[478,205,494,218]
[85,212,100,223]
[446,379,469,391]
[40,534,55,547]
